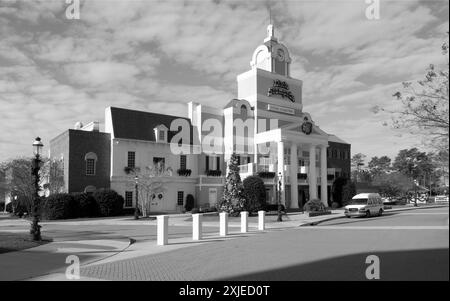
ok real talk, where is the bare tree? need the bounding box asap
[40,157,65,195]
[373,38,449,151]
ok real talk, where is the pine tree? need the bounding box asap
[218,153,246,214]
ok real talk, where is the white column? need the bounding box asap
[157,215,168,246]
[219,212,228,236]
[192,213,202,240]
[277,141,285,205]
[258,210,265,230]
[320,145,328,207]
[309,144,317,200]
[241,211,249,233]
[290,143,298,209]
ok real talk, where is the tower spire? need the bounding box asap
[266,4,276,41]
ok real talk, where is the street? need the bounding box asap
[79,207,449,281]
[0,206,448,281]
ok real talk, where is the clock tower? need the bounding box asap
[250,24,292,77]
[236,23,303,124]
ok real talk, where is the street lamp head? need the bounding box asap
[134,175,139,182]
[32,137,44,156]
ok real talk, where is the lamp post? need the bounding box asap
[277,172,283,222]
[31,137,43,241]
[134,175,139,220]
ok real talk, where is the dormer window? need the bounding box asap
[154,124,168,143]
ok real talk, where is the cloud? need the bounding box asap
[0,0,448,161]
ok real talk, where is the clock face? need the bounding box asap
[276,49,285,61]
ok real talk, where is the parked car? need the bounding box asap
[345,193,384,218]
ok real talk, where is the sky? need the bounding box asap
[0,0,448,163]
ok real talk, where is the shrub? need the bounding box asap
[243,175,266,214]
[191,207,199,214]
[303,198,326,212]
[331,202,340,209]
[185,194,195,212]
[42,193,79,220]
[93,189,124,217]
[73,193,99,217]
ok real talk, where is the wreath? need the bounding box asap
[301,121,313,135]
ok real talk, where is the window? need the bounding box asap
[154,125,168,142]
[84,152,97,176]
[206,155,219,170]
[125,191,133,207]
[153,157,165,173]
[177,191,184,206]
[180,155,187,170]
[127,152,135,168]
[86,159,96,175]
[240,105,248,117]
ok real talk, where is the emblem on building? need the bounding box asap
[267,79,295,102]
[301,121,313,135]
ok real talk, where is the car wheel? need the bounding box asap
[365,210,371,218]
[346,215,351,218]
[379,209,383,216]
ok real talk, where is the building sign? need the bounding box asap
[267,79,295,102]
[267,104,295,115]
[301,121,313,135]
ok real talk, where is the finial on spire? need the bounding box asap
[266,5,275,40]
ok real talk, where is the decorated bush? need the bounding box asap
[303,198,326,212]
[93,189,124,217]
[218,153,246,215]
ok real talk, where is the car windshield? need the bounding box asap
[351,198,368,205]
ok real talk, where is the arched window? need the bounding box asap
[240,105,248,118]
[85,152,97,176]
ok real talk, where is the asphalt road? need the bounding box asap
[80,207,449,281]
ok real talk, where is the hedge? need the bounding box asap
[42,193,79,220]
[93,189,124,217]
[73,193,99,217]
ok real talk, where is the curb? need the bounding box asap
[298,214,345,227]
[298,204,448,227]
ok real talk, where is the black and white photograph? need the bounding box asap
[0,0,448,288]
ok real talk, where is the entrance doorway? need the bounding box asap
[298,187,309,209]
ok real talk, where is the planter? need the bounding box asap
[206,170,222,177]
[177,169,192,176]
[257,171,276,178]
[297,173,307,180]
[308,211,332,217]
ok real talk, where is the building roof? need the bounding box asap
[328,134,349,145]
[110,107,193,143]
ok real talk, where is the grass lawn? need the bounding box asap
[0,232,51,254]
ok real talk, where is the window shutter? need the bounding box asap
[216,156,220,171]
[206,155,209,171]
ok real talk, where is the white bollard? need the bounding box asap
[241,211,249,233]
[192,213,203,240]
[258,210,265,231]
[219,212,228,236]
[157,215,168,246]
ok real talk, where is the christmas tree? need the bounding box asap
[218,153,246,214]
